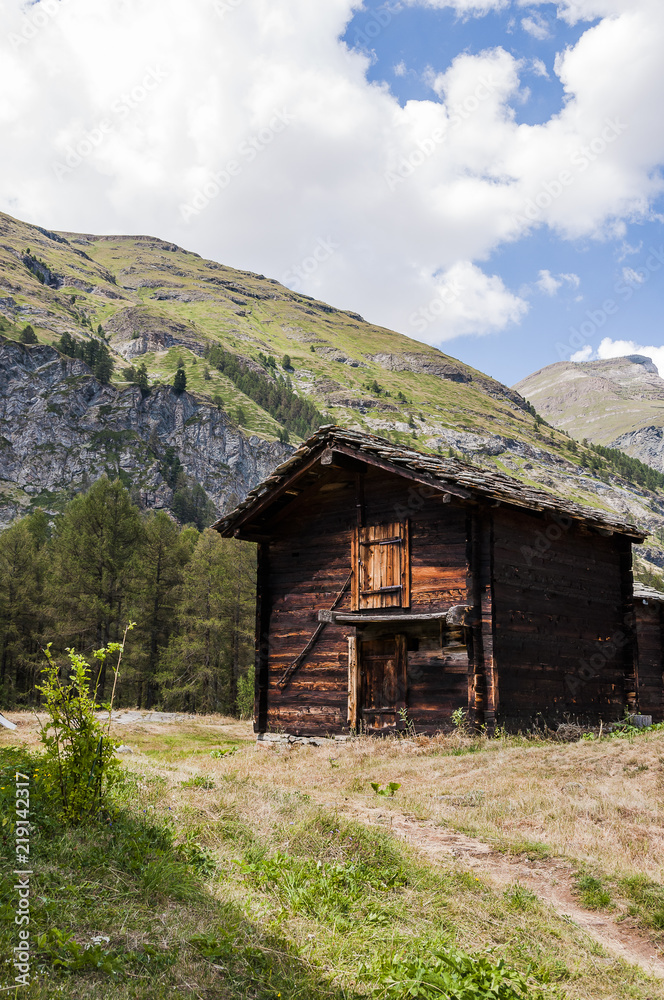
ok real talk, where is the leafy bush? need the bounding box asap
[35,628,132,825]
[367,946,560,999]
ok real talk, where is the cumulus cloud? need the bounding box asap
[570,345,593,361]
[410,260,528,337]
[521,14,551,39]
[536,269,562,295]
[0,0,663,348]
[536,269,580,294]
[571,337,664,375]
[597,337,664,375]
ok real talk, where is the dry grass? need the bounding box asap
[3,712,664,998]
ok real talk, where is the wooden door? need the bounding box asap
[359,634,407,731]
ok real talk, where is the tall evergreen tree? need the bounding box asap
[157,532,255,713]
[131,513,196,708]
[50,478,142,697]
[173,366,187,395]
[0,517,49,702]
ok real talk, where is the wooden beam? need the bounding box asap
[326,442,472,501]
[479,512,498,732]
[319,606,471,625]
[348,636,359,730]
[222,451,325,536]
[321,448,368,474]
[254,543,270,733]
[619,536,639,714]
[278,572,353,688]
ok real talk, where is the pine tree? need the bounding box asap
[173,366,187,395]
[0,518,49,702]
[93,344,114,384]
[131,512,195,708]
[157,532,255,713]
[135,362,150,396]
[50,478,142,697]
[19,325,38,344]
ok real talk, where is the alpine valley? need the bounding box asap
[1,210,664,580]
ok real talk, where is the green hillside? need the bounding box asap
[2,209,664,583]
[0,211,566,452]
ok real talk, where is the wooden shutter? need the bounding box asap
[351,521,410,610]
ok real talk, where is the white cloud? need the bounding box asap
[404,0,508,13]
[521,14,550,39]
[394,61,407,77]
[530,57,549,77]
[536,269,562,295]
[0,0,663,349]
[570,345,593,361]
[596,337,664,375]
[410,260,528,336]
[622,266,646,285]
[535,269,580,294]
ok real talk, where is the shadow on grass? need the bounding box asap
[0,746,354,999]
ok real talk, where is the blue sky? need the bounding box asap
[341,0,664,384]
[1,0,663,388]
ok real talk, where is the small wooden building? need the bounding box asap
[633,585,664,722]
[215,427,647,735]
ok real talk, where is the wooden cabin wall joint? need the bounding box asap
[254,542,271,733]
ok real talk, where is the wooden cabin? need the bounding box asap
[214,427,646,736]
[633,585,664,722]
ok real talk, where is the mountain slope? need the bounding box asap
[2,210,664,579]
[514,356,664,470]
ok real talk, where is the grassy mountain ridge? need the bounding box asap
[514,356,664,452]
[0,210,557,449]
[2,210,664,579]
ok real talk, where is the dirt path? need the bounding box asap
[328,799,664,979]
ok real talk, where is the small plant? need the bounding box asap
[504,883,538,911]
[367,945,560,999]
[451,707,468,733]
[575,874,612,910]
[210,747,238,759]
[371,782,401,797]
[181,774,215,789]
[35,624,134,825]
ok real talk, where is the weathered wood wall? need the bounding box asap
[256,462,637,735]
[491,506,631,727]
[262,465,470,734]
[634,599,664,722]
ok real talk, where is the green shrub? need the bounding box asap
[35,627,133,825]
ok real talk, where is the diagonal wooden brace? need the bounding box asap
[277,572,352,688]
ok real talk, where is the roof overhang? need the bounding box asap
[213,426,647,544]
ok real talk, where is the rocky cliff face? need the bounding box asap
[0,338,290,526]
